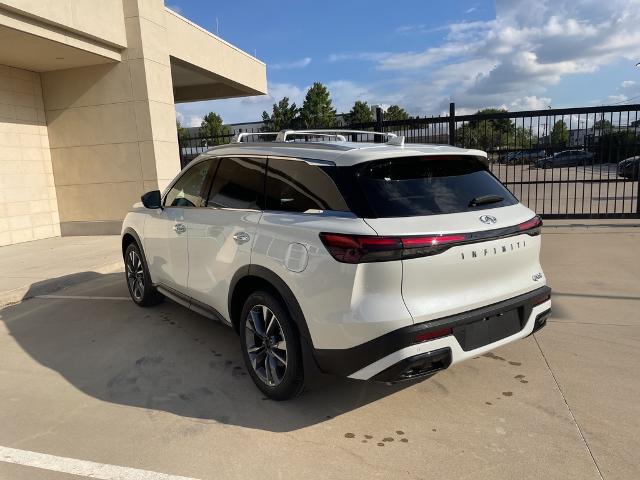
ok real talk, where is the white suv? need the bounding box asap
[121,130,551,400]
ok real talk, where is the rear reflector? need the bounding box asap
[319,215,543,264]
[533,292,551,305]
[415,327,452,343]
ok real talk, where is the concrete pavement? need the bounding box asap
[0,235,122,306]
[0,225,638,479]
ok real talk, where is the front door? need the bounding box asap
[144,158,213,293]
[185,156,266,321]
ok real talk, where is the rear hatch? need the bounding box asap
[356,155,546,324]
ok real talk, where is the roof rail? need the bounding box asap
[276,129,404,146]
[230,132,278,143]
[275,130,347,142]
[229,129,405,146]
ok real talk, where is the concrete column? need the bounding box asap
[0,66,59,246]
[41,0,180,236]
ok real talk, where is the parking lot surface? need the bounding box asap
[0,225,638,479]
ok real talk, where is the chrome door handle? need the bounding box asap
[173,223,186,234]
[233,232,250,244]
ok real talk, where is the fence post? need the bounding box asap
[449,102,456,146]
[375,106,384,142]
[637,175,640,218]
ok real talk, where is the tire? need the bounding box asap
[239,290,304,400]
[124,242,164,307]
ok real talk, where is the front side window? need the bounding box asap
[207,157,266,209]
[355,155,518,217]
[265,158,349,213]
[164,159,214,208]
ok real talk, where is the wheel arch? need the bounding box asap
[228,265,312,342]
[122,227,144,257]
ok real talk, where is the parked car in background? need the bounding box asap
[121,129,551,400]
[501,149,546,164]
[617,156,640,179]
[533,150,594,169]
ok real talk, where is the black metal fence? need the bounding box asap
[178,103,640,219]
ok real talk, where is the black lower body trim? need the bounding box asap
[370,348,452,383]
[313,286,551,377]
[530,308,551,335]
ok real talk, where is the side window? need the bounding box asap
[207,157,266,209]
[164,159,215,208]
[265,158,349,213]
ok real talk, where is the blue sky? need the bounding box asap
[171,0,640,126]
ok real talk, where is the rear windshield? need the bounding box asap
[354,155,517,217]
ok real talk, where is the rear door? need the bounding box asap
[184,156,266,321]
[144,159,213,292]
[356,155,545,323]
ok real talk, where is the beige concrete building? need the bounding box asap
[0,0,266,246]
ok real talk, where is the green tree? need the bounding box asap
[300,82,337,128]
[593,119,613,133]
[469,108,513,135]
[176,120,189,141]
[455,108,520,151]
[261,97,299,131]
[384,105,410,121]
[598,130,640,163]
[345,100,374,125]
[550,120,569,146]
[199,112,229,145]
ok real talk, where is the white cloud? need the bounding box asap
[178,0,640,123]
[327,52,391,62]
[606,94,627,103]
[506,96,552,110]
[465,7,477,14]
[336,0,640,114]
[269,57,312,70]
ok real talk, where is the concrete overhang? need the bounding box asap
[165,8,267,103]
[0,7,120,72]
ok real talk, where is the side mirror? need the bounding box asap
[141,190,162,209]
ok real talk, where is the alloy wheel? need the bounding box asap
[126,250,145,301]
[244,305,288,387]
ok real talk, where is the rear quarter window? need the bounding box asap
[356,155,517,217]
[265,158,349,213]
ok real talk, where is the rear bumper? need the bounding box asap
[312,286,551,382]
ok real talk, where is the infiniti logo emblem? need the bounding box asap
[479,215,497,225]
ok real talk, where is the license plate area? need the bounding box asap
[453,308,523,351]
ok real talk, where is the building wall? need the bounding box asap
[0,65,59,246]
[0,0,266,245]
[41,0,180,236]
[0,0,127,48]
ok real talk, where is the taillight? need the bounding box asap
[319,215,543,264]
[518,215,542,236]
[318,233,402,263]
[401,234,467,260]
[319,232,467,264]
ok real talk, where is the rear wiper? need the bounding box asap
[469,194,504,207]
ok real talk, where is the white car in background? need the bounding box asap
[121,130,551,400]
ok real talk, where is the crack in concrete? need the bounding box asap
[533,334,605,480]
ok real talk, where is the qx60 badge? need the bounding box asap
[479,215,497,225]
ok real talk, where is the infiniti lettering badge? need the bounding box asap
[479,215,497,224]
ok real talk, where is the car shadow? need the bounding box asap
[1,272,415,432]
